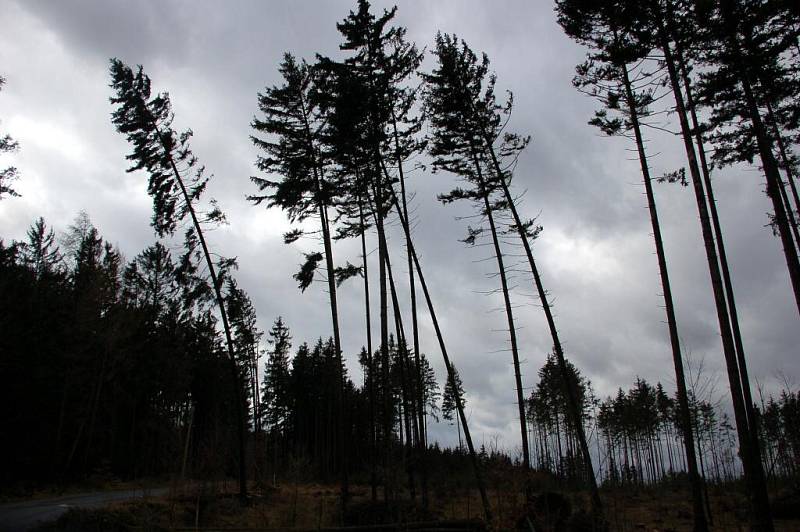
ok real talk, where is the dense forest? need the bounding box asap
[1,0,799,530]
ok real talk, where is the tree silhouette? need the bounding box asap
[441,366,466,450]
[425,32,532,478]
[697,0,800,322]
[108,58,248,499]
[250,51,357,507]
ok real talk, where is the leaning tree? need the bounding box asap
[109,59,248,499]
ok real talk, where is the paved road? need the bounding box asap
[0,488,167,532]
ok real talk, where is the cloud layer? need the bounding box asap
[1,0,797,451]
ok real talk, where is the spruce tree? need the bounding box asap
[263,317,292,483]
[22,218,63,279]
[226,279,263,432]
[697,0,800,320]
[441,365,465,449]
[250,51,354,508]
[424,31,605,511]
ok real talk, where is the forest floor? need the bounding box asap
[25,479,800,531]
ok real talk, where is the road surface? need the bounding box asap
[0,488,167,531]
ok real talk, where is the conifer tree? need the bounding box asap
[644,2,776,528]
[22,218,63,279]
[323,0,434,507]
[122,242,179,315]
[441,366,466,450]
[424,32,605,512]
[424,32,531,476]
[108,59,248,498]
[226,279,263,431]
[263,317,292,483]
[330,2,397,504]
[697,0,800,320]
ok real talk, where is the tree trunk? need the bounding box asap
[674,29,774,525]
[359,200,378,504]
[660,16,744,527]
[391,113,429,510]
[469,149,531,473]
[481,125,602,515]
[300,92,349,512]
[318,200,349,514]
[372,168,393,506]
[384,245,418,502]
[387,185,493,526]
[620,61,705,529]
[723,3,800,319]
[718,6,783,527]
[156,120,248,500]
[764,99,800,250]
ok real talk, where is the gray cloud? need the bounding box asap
[1,0,797,450]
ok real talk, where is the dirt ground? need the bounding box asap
[32,479,800,531]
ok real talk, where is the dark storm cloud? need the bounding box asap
[1,0,797,449]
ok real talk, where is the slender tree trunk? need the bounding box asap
[387,185,493,526]
[384,245,417,502]
[391,114,429,510]
[249,346,260,433]
[675,26,752,431]
[723,5,800,319]
[718,7,783,528]
[318,201,349,514]
[764,99,800,249]
[620,61,705,528]
[457,415,463,450]
[299,94,349,513]
[154,121,248,499]
[675,33,773,524]
[371,168,393,506]
[660,17,746,528]
[468,149,531,473]
[360,200,378,504]
[372,163,425,505]
[481,128,602,515]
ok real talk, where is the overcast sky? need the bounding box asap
[1,0,797,455]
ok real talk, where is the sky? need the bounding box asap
[1,0,798,456]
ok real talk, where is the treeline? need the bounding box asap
[0,214,252,486]
[0,215,481,496]
[524,355,800,489]
[257,316,486,493]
